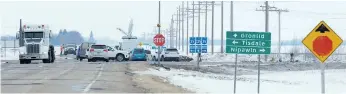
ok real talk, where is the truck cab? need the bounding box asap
[17,24,55,64]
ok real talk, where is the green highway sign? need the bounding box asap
[226,31,271,40]
[227,40,271,47]
[226,31,271,54]
[226,46,270,54]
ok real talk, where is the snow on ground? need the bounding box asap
[181,45,346,63]
[0,48,19,60]
[0,46,62,60]
[136,68,346,94]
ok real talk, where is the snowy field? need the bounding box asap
[136,67,346,94]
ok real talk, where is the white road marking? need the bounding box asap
[83,63,105,93]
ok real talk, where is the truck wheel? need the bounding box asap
[48,46,55,63]
[116,54,125,62]
[49,51,54,63]
[26,60,31,64]
[43,59,50,63]
[80,58,83,61]
[20,60,26,64]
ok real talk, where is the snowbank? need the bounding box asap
[136,68,346,94]
[0,48,19,60]
[0,46,61,60]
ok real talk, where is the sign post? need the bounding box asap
[154,33,165,65]
[226,31,271,94]
[189,37,207,69]
[302,21,343,94]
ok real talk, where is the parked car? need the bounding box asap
[76,42,95,61]
[106,46,130,62]
[129,48,147,61]
[161,48,180,61]
[86,44,109,62]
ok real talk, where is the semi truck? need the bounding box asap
[17,24,55,64]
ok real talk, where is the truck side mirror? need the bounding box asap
[87,49,89,51]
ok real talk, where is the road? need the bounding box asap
[1,55,191,93]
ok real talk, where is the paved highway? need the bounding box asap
[1,56,191,93]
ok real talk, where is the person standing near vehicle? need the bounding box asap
[60,45,63,56]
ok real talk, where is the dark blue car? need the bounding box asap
[130,48,147,61]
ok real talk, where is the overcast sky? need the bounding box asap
[1,1,346,43]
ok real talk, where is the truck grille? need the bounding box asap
[27,44,40,53]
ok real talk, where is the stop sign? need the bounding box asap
[153,34,165,46]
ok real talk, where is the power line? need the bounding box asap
[256,2,289,62]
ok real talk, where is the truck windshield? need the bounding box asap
[25,32,43,38]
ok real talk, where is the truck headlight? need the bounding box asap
[42,52,47,54]
[19,51,25,54]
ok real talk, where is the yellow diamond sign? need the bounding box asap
[302,21,343,63]
[139,42,143,46]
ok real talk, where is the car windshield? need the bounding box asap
[24,32,43,38]
[133,49,144,53]
[91,45,106,49]
[166,49,178,52]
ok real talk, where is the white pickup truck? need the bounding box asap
[106,46,130,61]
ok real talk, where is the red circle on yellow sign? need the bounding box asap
[313,36,332,56]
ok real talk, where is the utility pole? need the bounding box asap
[192,1,195,55]
[182,1,185,52]
[256,3,288,62]
[170,16,174,48]
[195,1,219,54]
[220,1,224,53]
[205,1,208,37]
[178,6,181,50]
[192,1,195,38]
[230,1,237,94]
[176,9,179,48]
[157,1,161,65]
[211,1,214,54]
[186,1,189,55]
[198,1,201,37]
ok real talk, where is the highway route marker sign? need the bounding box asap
[226,31,271,54]
[302,21,343,63]
[189,37,207,53]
